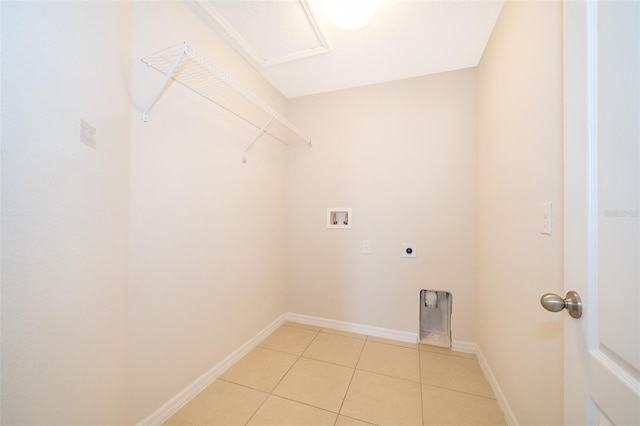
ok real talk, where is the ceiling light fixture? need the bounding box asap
[322,0,386,31]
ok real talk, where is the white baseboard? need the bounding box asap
[139,312,513,426]
[475,345,519,426]
[451,340,476,354]
[285,312,419,343]
[137,313,287,426]
[285,313,477,355]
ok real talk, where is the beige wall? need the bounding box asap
[1,1,290,423]
[286,69,478,341]
[127,2,289,423]
[476,1,564,424]
[1,0,567,423]
[1,2,132,424]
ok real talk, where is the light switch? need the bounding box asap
[80,119,96,149]
[362,240,371,254]
[540,202,552,235]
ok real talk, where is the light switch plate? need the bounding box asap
[80,119,96,149]
[540,202,552,235]
[362,240,371,254]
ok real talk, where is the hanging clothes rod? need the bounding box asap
[141,42,312,162]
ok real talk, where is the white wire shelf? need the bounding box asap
[141,42,312,163]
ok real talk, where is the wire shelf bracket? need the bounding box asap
[141,42,312,163]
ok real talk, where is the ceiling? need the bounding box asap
[188,0,504,99]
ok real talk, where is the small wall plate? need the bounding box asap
[327,208,352,229]
[80,119,96,149]
[402,243,416,258]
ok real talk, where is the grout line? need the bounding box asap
[419,342,425,426]
[243,326,321,425]
[353,339,422,384]
[243,394,343,426]
[420,350,478,362]
[217,377,270,394]
[354,366,422,384]
[254,344,305,357]
[319,328,368,340]
[418,347,477,359]
[366,339,419,351]
[267,327,349,426]
[420,382,499,400]
[299,354,359,369]
[242,387,269,426]
[335,414,380,426]
[268,394,341,415]
[334,334,369,421]
[300,328,322,353]
[270,330,319,390]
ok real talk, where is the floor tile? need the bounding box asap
[166,324,505,426]
[321,328,367,340]
[422,384,506,425]
[335,415,377,426]
[220,347,297,392]
[247,395,336,426]
[285,321,323,331]
[164,380,267,426]
[258,325,318,355]
[341,370,423,426]
[303,332,365,367]
[273,357,354,412]
[420,351,495,398]
[419,343,477,359]
[368,335,419,349]
[357,341,420,382]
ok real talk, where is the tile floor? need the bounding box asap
[165,322,506,426]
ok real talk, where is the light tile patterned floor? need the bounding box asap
[165,322,506,426]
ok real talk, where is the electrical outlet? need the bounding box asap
[402,243,416,258]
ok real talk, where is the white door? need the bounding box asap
[563,0,640,425]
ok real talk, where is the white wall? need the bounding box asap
[476,1,564,424]
[1,2,132,424]
[286,69,478,342]
[127,2,290,423]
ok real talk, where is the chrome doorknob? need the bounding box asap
[540,291,583,319]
